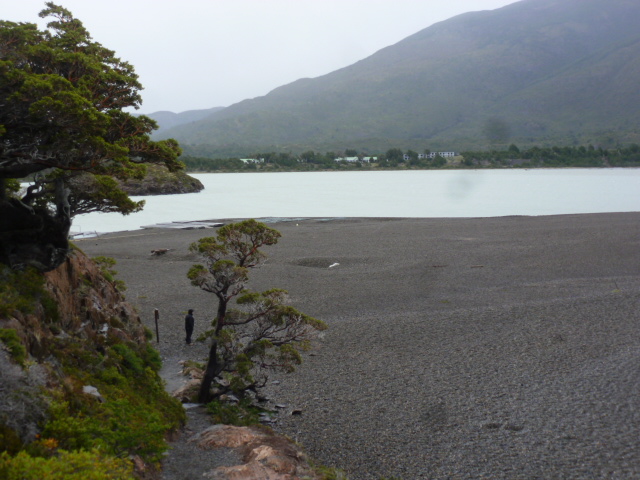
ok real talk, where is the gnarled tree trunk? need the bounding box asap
[0,179,71,272]
[197,295,228,403]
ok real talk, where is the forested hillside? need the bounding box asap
[143,107,224,137]
[155,0,640,156]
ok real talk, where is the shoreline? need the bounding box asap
[72,210,638,238]
[80,213,640,479]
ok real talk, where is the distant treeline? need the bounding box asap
[462,144,640,168]
[180,144,640,172]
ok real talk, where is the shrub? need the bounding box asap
[206,398,264,426]
[92,256,126,292]
[40,294,60,324]
[111,344,144,375]
[313,465,350,480]
[37,336,184,464]
[0,329,26,366]
[143,326,154,341]
[141,344,162,372]
[0,425,22,455]
[0,449,132,480]
[42,388,180,463]
[0,267,46,317]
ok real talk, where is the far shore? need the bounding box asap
[79,213,640,480]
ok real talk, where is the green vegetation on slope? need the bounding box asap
[0,256,185,478]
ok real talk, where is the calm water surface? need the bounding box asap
[74,169,640,234]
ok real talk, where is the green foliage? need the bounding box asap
[198,219,281,265]
[0,8,189,473]
[313,464,350,479]
[39,358,183,464]
[143,326,154,341]
[0,3,181,271]
[34,333,184,465]
[178,156,247,172]
[0,4,182,181]
[117,163,203,195]
[0,329,26,367]
[66,174,145,216]
[0,266,50,317]
[189,220,325,403]
[41,396,171,462]
[0,449,132,480]
[179,142,640,173]
[142,343,162,372]
[0,425,23,455]
[460,144,640,168]
[92,256,116,280]
[110,344,144,375]
[0,327,180,471]
[92,256,126,292]
[206,398,265,426]
[0,266,60,324]
[40,296,60,325]
[4,179,20,194]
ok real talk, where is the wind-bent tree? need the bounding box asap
[0,3,182,271]
[188,219,327,403]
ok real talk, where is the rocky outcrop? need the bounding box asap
[168,361,321,479]
[0,248,148,445]
[0,248,146,361]
[119,164,204,195]
[43,248,145,342]
[194,425,320,480]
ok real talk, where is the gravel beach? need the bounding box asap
[79,213,640,479]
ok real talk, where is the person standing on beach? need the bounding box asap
[184,309,195,345]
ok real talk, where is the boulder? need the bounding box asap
[194,425,319,480]
[119,164,204,196]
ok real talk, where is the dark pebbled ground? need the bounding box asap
[79,213,640,480]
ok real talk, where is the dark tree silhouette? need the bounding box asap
[0,3,181,270]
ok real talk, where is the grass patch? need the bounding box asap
[206,398,267,426]
[0,449,132,479]
[92,256,126,292]
[0,329,27,367]
[0,266,46,317]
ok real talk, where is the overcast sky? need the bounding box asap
[5,0,517,114]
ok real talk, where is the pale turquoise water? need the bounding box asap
[73,169,640,234]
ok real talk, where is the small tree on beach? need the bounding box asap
[187,219,327,403]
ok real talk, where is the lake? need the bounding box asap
[73,168,640,235]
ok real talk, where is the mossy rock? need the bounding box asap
[119,164,204,195]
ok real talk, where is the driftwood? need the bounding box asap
[150,248,170,256]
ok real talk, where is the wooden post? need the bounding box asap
[154,309,160,343]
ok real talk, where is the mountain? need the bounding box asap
[143,106,224,136]
[156,0,640,155]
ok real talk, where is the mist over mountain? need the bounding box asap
[155,0,640,156]
[143,107,224,137]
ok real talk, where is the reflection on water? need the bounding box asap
[73,168,640,234]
